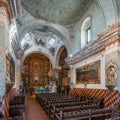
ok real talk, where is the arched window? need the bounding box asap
[81,17,92,48]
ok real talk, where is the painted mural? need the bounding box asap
[76,61,100,84]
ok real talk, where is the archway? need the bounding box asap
[22,52,53,95]
[58,47,70,95]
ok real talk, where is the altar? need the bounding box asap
[35,87,46,93]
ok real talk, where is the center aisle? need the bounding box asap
[26,95,49,120]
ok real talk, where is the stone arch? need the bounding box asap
[19,24,63,41]
[55,45,67,68]
[21,47,55,68]
[18,23,70,53]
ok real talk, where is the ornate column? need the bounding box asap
[15,58,20,89]
[0,57,5,96]
[0,22,7,97]
[15,51,22,89]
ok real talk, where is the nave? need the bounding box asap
[26,96,48,120]
[1,0,120,119]
[4,92,120,120]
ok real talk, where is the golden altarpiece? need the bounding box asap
[23,53,52,94]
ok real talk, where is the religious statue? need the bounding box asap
[106,61,117,90]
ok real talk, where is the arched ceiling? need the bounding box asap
[20,26,65,67]
[21,28,64,56]
[21,0,93,25]
[20,25,65,54]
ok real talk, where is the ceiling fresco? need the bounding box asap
[21,0,93,25]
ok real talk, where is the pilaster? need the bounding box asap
[15,58,21,89]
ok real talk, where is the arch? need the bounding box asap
[18,22,70,53]
[81,16,92,48]
[21,46,55,68]
[55,45,67,68]
[19,24,64,42]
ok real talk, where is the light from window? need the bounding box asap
[25,33,31,41]
[48,37,55,45]
[86,27,91,43]
[81,17,91,48]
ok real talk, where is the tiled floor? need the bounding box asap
[26,96,49,120]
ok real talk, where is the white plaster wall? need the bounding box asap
[14,0,120,91]
[97,0,118,26]
[74,1,105,53]
[9,44,16,63]
[70,52,106,89]
[0,16,9,50]
[19,9,70,41]
[115,0,120,19]
[18,17,71,53]
[70,42,120,90]
[18,0,118,57]
[17,0,119,58]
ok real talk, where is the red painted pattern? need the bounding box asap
[69,88,119,108]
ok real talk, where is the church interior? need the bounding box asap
[1,0,120,120]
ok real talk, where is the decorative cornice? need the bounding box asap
[66,21,120,65]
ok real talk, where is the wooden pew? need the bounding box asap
[50,104,99,119]
[9,95,26,119]
[36,93,107,120]
[54,108,113,120]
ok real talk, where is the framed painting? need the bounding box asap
[76,61,100,84]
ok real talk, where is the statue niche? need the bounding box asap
[106,61,117,91]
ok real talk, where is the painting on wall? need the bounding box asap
[76,60,100,84]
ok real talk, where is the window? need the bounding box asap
[25,33,31,41]
[48,37,55,45]
[86,27,91,43]
[81,17,92,48]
